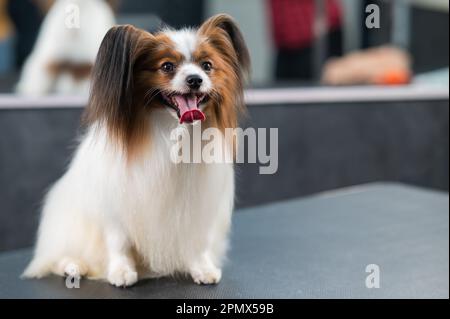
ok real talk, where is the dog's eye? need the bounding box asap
[201,62,212,72]
[161,62,175,73]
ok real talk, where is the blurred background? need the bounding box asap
[0,0,448,88]
[0,0,448,252]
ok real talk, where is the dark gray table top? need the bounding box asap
[0,183,448,299]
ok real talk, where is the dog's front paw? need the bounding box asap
[190,266,222,285]
[56,257,88,278]
[107,263,138,287]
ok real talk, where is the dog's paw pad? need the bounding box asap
[191,267,222,285]
[107,265,138,287]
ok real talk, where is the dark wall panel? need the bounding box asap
[0,109,81,251]
[0,99,448,251]
[236,101,449,207]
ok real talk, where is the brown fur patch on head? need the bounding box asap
[197,14,251,134]
[83,25,189,160]
[134,33,184,101]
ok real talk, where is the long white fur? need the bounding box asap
[16,0,115,95]
[22,29,235,287]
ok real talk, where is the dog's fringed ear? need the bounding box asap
[199,14,251,80]
[84,25,149,148]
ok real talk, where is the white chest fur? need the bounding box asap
[25,110,234,283]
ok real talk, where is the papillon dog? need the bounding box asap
[16,0,116,95]
[23,14,250,287]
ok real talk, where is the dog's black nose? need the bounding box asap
[186,75,203,89]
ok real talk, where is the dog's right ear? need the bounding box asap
[84,25,151,149]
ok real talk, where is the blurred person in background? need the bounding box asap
[268,0,343,81]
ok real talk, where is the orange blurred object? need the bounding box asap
[376,69,411,85]
[321,46,412,86]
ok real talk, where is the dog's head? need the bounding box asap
[84,14,250,153]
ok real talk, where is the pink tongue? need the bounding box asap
[174,95,206,124]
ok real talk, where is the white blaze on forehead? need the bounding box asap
[164,28,212,93]
[165,28,198,61]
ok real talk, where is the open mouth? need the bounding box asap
[160,92,208,124]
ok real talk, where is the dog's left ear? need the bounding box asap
[199,14,250,80]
